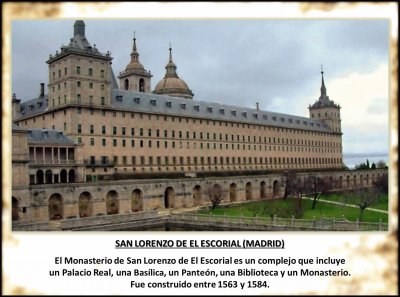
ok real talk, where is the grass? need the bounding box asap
[319,193,389,211]
[198,198,388,223]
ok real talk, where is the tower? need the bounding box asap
[118,33,152,92]
[46,20,113,108]
[309,68,342,134]
[153,45,194,99]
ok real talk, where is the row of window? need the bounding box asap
[81,137,341,154]
[76,125,340,147]
[90,155,342,166]
[52,67,105,80]
[52,82,106,91]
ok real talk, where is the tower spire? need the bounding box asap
[133,31,137,51]
[130,32,139,62]
[320,64,327,97]
[169,42,173,63]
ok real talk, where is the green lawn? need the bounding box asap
[198,198,388,223]
[320,193,389,211]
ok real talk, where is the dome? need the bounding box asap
[152,46,193,99]
[154,77,193,99]
[125,60,145,71]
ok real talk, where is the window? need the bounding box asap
[90,138,95,146]
[122,156,127,165]
[113,139,117,147]
[77,107,81,114]
[102,139,106,146]
[122,127,126,136]
[122,139,126,147]
[101,84,105,90]
[102,126,106,134]
[131,128,135,136]
[77,124,81,133]
[113,127,117,135]
[90,125,94,134]
[77,81,81,87]
[89,95,93,105]
[64,67,67,75]
[140,128,143,137]
[58,69,61,77]
[131,140,135,147]
[89,82,93,89]
[77,94,81,103]
[77,137,82,143]
[89,68,93,76]
[76,66,81,74]
[101,70,104,78]
[101,110,106,116]
[101,97,105,105]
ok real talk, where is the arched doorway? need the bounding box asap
[139,78,145,92]
[229,183,237,202]
[131,189,143,212]
[12,197,19,221]
[360,175,363,186]
[164,187,175,209]
[193,185,202,206]
[346,176,350,188]
[60,169,67,183]
[45,169,52,184]
[48,193,63,220]
[79,192,93,218]
[273,180,280,198]
[245,182,253,200]
[124,79,129,90]
[353,176,357,187]
[37,170,44,184]
[338,176,343,189]
[260,181,267,199]
[212,184,222,201]
[68,169,75,183]
[106,190,119,215]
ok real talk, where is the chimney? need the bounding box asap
[256,102,259,111]
[40,83,45,97]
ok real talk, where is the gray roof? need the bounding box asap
[12,122,26,131]
[310,95,340,109]
[19,95,48,117]
[27,129,76,145]
[111,89,332,133]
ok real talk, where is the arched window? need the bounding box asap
[139,79,145,92]
[124,79,129,90]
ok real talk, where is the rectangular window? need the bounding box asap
[101,97,105,105]
[77,94,81,103]
[77,124,81,133]
[113,156,118,165]
[113,139,117,147]
[76,66,81,74]
[101,84,105,90]
[77,81,81,87]
[102,126,106,134]
[89,82,93,89]
[122,156,127,165]
[101,70,105,78]
[58,69,61,77]
[77,137,82,143]
[89,68,93,76]
[164,130,168,137]
[89,95,93,105]
[140,128,143,137]
[132,156,136,165]
[102,139,106,146]
[122,127,126,135]
[148,141,152,148]
[122,139,126,147]
[148,129,152,137]
[140,140,143,148]
[131,128,135,136]
[131,139,135,147]
[113,127,117,135]
[140,156,145,165]
[64,67,67,75]
[90,138,94,146]
[77,107,81,114]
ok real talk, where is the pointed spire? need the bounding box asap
[320,64,327,97]
[169,42,173,63]
[130,32,139,62]
[165,43,178,77]
[133,31,137,51]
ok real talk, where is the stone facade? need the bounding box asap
[11,169,386,224]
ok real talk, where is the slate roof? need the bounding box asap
[27,129,76,145]
[19,95,48,117]
[111,89,331,133]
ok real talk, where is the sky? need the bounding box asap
[11,19,389,157]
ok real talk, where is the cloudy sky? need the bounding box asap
[11,19,389,157]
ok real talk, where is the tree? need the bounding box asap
[205,184,225,211]
[373,173,388,195]
[283,171,297,200]
[366,159,370,169]
[305,175,332,210]
[283,172,306,215]
[376,160,388,169]
[345,188,379,221]
[370,162,376,169]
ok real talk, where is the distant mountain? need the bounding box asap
[344,153,388,158]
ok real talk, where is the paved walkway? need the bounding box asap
[302,197,388,214]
